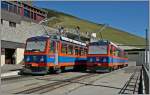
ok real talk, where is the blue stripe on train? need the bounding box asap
[47,56,87,63]
[24,55,87,63]
[87,56,128,63]
[59,56,87,63]
[109,57,128,63]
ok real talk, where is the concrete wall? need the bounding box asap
[1,54,5,66]
[1,9,57,44]
[127,50,149,66]
[16,48,24,64]
[1,10,57,66]
[1,19,57,44]
[1,48,5,66]
[128,53,139,66]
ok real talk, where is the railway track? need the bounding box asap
[14,73,97,94]
[1,73,66,84]
[65,67,128,94]
[118,66,141,94]
[1,75,34,84]
[14,67,128,94]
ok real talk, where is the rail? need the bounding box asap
[119,68,141,94]
[14,73,97,94]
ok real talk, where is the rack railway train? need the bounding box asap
[22,35,87,74]
[86,40,128,72]
[21,35,128,74]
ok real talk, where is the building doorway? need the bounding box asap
[5,48,16,64]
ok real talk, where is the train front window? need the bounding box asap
[88,45,108,54]
[25,40,46,52]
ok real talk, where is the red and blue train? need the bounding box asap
[22,35,87,74]
[86,40,128,72]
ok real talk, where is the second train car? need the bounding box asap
[86,40,128,72]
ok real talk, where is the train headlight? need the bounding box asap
[96,58,99,62]
[90,58,93,62]
[103,58,107,63]
[26,56,30,62]
[40,56,44,62]
[88,58,92,62]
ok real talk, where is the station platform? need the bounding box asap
[1,64,23,78]
[1,66,142,95]
[68,66,142,95]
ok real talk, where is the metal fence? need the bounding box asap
[139,50,149,94]
[142,64,149,94]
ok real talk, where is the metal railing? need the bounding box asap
[141,64,149,94]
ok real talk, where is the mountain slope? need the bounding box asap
[44,8,145,48]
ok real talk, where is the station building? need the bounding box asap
[125,49,149,66]
[1,1,57,66]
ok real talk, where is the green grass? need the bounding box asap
[44,8,146,48]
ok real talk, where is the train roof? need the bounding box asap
[60,36,86,46]
[27,35,86,46]
[27,36,49,41]
[90,40,124,50]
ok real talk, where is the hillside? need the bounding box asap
[44,8,145,48]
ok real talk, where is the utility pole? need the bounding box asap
[145,28,149,69]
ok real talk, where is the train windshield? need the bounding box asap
[25,40,46,52]
[88,41,108,54]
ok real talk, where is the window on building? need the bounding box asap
[34,13,36,20]
[49,41,55,53]
[17,7,21,14]
[61,43,67,54]
[1,1,9,10]
[9,21,16,27]
[14,5,17,13]
[1,19,3,24]
[31,12,34,19]
[24,4,30,9]
[9,4,14,12]
[24,9,30,18]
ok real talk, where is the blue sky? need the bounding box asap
[33,1,149,38]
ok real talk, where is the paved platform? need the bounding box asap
[1,64,23,78]
[1,66,142,95]
[50,66,142,95]
[1,64,23,73]
[69,66,141,95]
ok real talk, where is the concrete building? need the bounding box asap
[125,49,149,66]
[1,1,57,66]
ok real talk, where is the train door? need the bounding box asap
[54,41,58,65]
[110,45,114,69]
[54,41,63,73]
[49,40,61,73]
[49,40,58,65]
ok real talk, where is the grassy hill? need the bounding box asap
[44,8,145,48]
